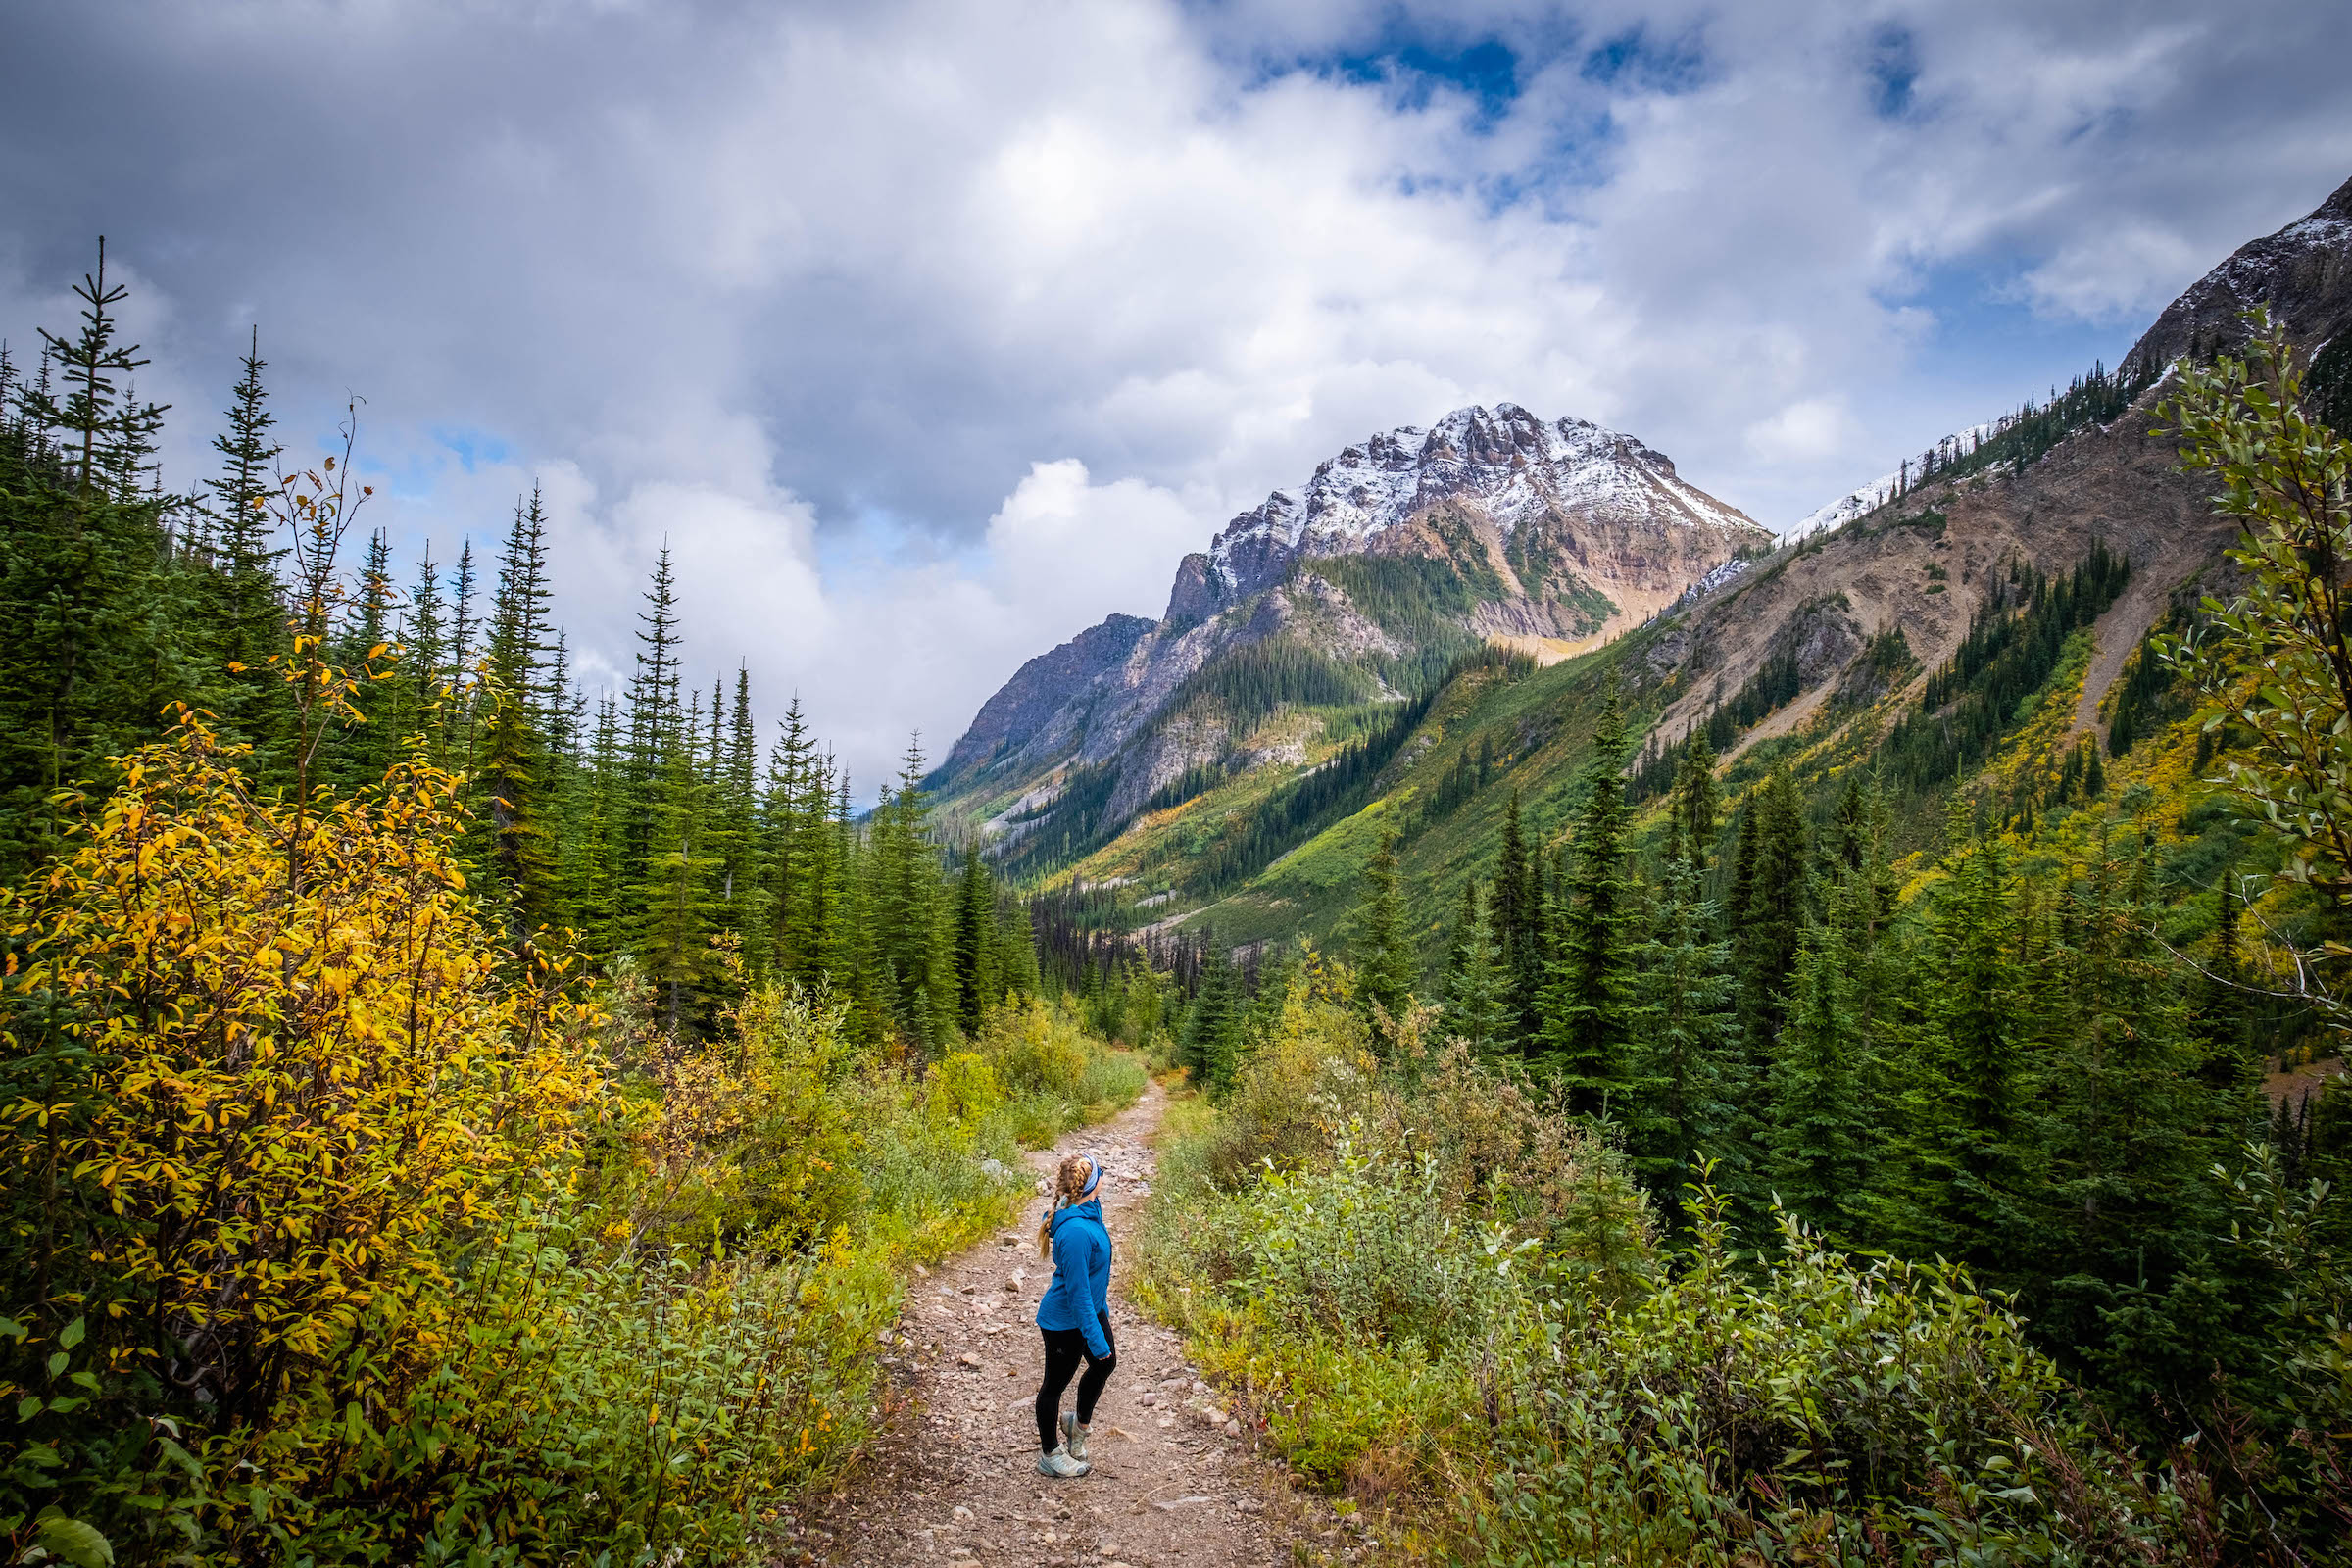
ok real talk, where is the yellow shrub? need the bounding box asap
[928,1050,1002,1145]
[0,715,601,1430]
[975,997,1089,1096]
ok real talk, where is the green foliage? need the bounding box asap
[2159,314,2352,924]
[1184,685,1437,894]
[1349,828,1417,1045]
[1164,639,1369,730]
[1142,999,2191,1564]
[1879,542,2131,792]
[1539,689,1637,1109]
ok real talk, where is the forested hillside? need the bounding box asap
[1020,186,2352,1566]
[3,169,2351,1568]
[0,247,1152,1567]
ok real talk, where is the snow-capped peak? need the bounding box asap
[1208,403,1756,578]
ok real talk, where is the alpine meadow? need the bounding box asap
[4,9,2352,1568]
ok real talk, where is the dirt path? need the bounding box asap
[781,1082,1330,1568]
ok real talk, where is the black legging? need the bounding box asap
[1035,1314,1115,1451]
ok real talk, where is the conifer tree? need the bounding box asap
[1768,919,1870,1233]
[872,737,953,1052]
[1184,944,1244,1092]
[2035,838,2226,1396]
[1352,826,1416,1047]
[1440,881,1508,1058]
[953,846,1001,1032]
[573,695,625,955]
[634,688,715,1036]
[1246,938,1298,1050]
[1,241,194,869]
[1629,856,1744,1213]
[1672,731,1721,873]
[1737,766,1808,1050]
[1494,791,1545,1052]
[399,548,448,754]
[1542,690,1638,1111]
[711,665,767,969]
[765,695,822,982]
[994,893,1042,1004]
[199,328,288,748]
[622,546,683,909]
[478,494,557,936]
[1887,815,2041,1276]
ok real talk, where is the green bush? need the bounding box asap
[1140,983,2194,1562]
[2,965,1144,1566]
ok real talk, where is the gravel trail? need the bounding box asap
[785,1081,1331,1568]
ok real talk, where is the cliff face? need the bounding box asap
[932,404,1770,845]
[1647,172,2352,776]
[938,613,1156,780]
[2122,174,2352,378]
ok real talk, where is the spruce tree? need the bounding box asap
[871,737,954,1052]
[1439,882,1507,1059]
[1184,944,1244,1092]
[953,845,1001,1033]
[1671,731,1721,873]
[1767,919,1870,1234]
[2036,838,2224,1398]
[1629,856,1744,1215]
[634,688,715,1036]
[574,695,625,955]
[199,327,288,751]
[1542,691,1638,1111]
[1887,814,2041,1277]
[478,494,557,936]
[621,546,683,912]
[1494,791,1545,1052]
[765,695,821,982]
[1,240,194,871]
[715,665,766,968]
[399,548,449,759]
[1352,826,1416,1047]
[1737,766,1808,1051]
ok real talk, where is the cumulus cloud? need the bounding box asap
[1744,399,1857,464]
[2,0,2347,792]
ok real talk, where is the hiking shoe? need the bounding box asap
[1036,1445,1090,1479]
[1060,1410,1088,1461]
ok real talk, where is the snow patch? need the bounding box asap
[1207,402,1759,575]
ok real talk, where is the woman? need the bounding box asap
[1033,1152,1114,1478]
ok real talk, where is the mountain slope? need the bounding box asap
[1030,170,2352,951]
[932,404,1770,858]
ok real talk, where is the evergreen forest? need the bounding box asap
[2,244,2349,1568]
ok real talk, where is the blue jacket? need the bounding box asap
[1036,1197,1113,1358]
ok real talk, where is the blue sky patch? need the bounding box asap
[1581,24,1709,94]
[1866,24,1920,120]
[431,424,513,473]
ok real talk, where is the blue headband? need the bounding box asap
[1080,1159,1102,1198]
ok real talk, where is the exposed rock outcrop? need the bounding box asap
[931,405,1771,845]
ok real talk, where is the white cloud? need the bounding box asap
[1744,399,1857,464]
[983,460,1202,625]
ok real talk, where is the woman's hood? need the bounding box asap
[1050,1197,1104,1233]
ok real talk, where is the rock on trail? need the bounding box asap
[778,1082,1327,1568]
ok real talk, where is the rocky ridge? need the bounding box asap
[935,404,1769,843]
[1651,171,2352,768]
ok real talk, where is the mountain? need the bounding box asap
[931,404,1770,855]
[963,170,2352,952]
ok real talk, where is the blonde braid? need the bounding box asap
[1036,1154,1095,1259]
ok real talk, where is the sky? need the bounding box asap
[3,0,2348,797]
